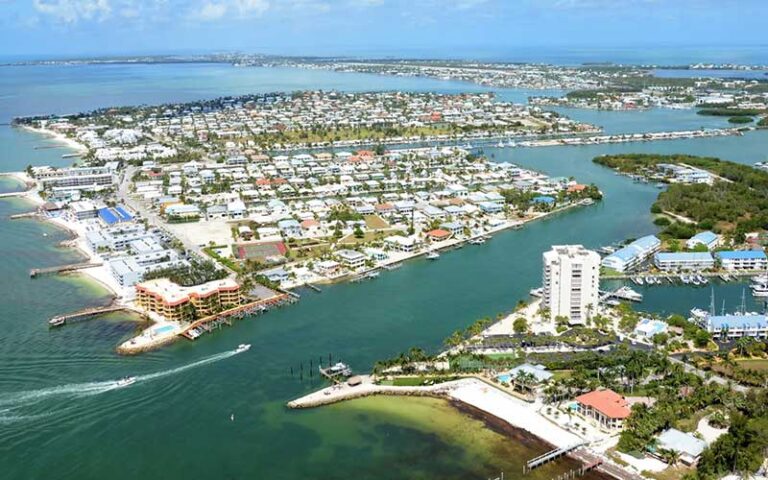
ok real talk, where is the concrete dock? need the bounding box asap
[287,376,468,409]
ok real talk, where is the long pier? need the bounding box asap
[30,262,102,278]
[49,305,141,327]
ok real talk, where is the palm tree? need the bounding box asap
[735,336,754,358]
[659,448,680,467]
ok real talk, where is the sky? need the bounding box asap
[0,0,767,59]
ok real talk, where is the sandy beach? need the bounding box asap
[20,125,89,155]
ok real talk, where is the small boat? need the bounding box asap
[690,308,709,320]
[426,251,440,260]
[752,285,768,297]
[469,238,486,245]
[529,287,544,298]
[365,271,380,279]
[633,277,644,286]
[236,344,251,353]
[115,376,136,388]
[496,141,505,148]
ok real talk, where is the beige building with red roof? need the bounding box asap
[575,389,631,430]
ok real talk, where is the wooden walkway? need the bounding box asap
[523,443,584,473]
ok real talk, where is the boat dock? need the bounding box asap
[318,362,352,383]
[30,262,103,278]
[523,443,585,473]
[599,286,643,303]
[180,293,295,340]
[49,305,142,327]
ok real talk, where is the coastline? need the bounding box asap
[281,197,596,290]
[287,377,582,449]
[19,124,89,155]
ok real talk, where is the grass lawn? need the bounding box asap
[364,214,390,230]
[551,370,573,380]
[735,358,768,371]
[339,228,403,245]
[646,465,695,480]
[484,353,519,360]
[380,376,460,387]
[674,405,717,433]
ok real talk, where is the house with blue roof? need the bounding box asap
[715,250,767,271]
[654,428,707,466]
[479,202,503,214]
[601,235,661,273]
[705,314,768,339]
[685,231,719,250]
[654,252,714,271]
[277,219,302,239]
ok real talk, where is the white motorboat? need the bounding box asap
[426,251,440,260]
[115,376,136,388]
[236,344,251,353]
[752,285,768,297]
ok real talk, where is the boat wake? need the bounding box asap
[0,347,244,422]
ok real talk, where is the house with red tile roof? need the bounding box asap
[426,229,452,242]
[575,389,631,430]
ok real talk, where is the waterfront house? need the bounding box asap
[653,428,707,466]
[262,267,290,284]
[715,250,768,271]
[478,201,503,214]
[364,248,388,262]
[440,222,464,237]
[497,363,553,396]
[336,249,366,270]
[385,235,420,253]
[703,314,768,339]
[653,252,715,272]
[315,260,341,277]
[426,229,452,242]
[575,389,631,431]
[601,235,661,273]
[686,231,720,250]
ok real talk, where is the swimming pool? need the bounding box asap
[154,325,176,335]
[497,374,512,383]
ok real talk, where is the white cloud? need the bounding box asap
[196,1,228,20]
[452,0,488,9]
[32,0,112,24]
[233,0,269,15]
[352,0,384,6]
[190,0,270,21]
